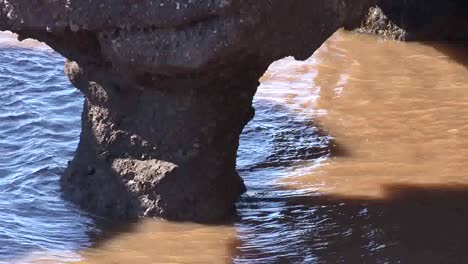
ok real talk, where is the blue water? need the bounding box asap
[0,47,93,262]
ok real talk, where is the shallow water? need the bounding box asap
[280,33,468,199]
[0,33,92,263]
[1,30,468,263]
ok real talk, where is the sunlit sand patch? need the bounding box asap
[77,219,239,264]
[14,220,238,264]
[260,30,468,199]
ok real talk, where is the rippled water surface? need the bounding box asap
[0,33,92,263]
[1,30,468,263]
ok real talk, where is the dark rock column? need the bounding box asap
[1,0,375,221]
[62,60,263,221]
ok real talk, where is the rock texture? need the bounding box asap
[0,0,375,222]
[0,0,468,222]
[360,0,468,40]
[2,0,465,222]
[358,6,407,40]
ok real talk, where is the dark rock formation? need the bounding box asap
[358,6,407,40]
[2,0,465,222]
[360,0,468,40]
[0,0,374,222]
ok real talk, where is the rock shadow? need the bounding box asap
[376,0,468,41]
[426,41,468,68]
[236,183,468,263]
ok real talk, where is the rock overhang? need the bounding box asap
[0,0,376,79]
[0,0,238,31]
[0,0,387,222]
[4,0,465,222]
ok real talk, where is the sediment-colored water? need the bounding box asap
[276,32,468,199]
[1,30,467,263]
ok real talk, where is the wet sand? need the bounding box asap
[272,31,468,199]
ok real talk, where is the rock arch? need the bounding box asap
[1,0,465,222]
